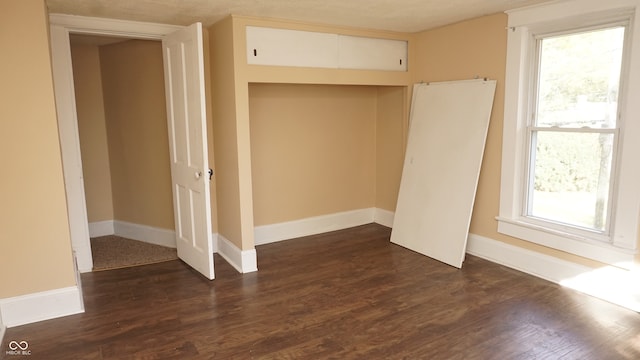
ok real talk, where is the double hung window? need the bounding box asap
[498,0,640,266]
[526,25,625,237]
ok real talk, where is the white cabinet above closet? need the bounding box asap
[246,26,407,72]
[246,26,338,68]
[338,35,407,71]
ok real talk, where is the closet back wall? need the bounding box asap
[72,39,175,231]
[249,83,377,226]
[99,40,174,231]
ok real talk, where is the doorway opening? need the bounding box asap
[69,34,178,271]
[50,16,216,281]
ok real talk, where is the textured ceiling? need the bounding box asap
[46,0,550,33]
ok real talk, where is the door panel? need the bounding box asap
[338,35,407,71]
[246,26,339,68]
[391,80,496,268]
[162,22,214,279]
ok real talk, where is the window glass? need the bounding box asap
[535,27,625,128]
[528,131,614,231]
[526,26,625,233]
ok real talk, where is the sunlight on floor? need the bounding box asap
[618,333,640,358]
[560,263,640,312]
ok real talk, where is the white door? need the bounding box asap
[162,23,214,280]
[391,80,496,268]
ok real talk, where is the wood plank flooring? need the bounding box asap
[3,224,640,359]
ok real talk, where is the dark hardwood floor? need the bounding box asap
[3,224,640,359]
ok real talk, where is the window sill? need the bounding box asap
[496,217,636,268]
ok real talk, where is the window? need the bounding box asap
[527,25,624,235]
[498,0,640,267]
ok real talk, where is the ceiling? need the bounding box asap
[46,0,550,33]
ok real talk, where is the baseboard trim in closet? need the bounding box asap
[254,208,382,246]
[113,221,176,248]
[88,220,115,238]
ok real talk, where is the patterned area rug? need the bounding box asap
[91,236,178,271]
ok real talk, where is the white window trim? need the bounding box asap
[498,0,640,267]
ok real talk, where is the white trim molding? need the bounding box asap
[0,310,5,345]
[467,233,592,283]
[113,221,176,248]
[49,13,184,287]
[217,235,258,273]
[211,232,219,254]
[49,14,182,38]
[89,220,177,248]
[374,208,395,228]
[88,220,115,238]
[254,208,377,246]
[497,218,635,267]
[0,286,84,328]
[467,233,640,312]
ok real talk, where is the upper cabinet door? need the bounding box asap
[338,35,407,71]
[246,26,408,72]
[246,26,339,68]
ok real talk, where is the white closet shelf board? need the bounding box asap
[390,79,496,268]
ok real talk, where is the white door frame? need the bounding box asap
[49,14,183,273]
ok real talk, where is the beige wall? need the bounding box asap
[71,44,114,223]
[99,40,175,230]
[375,86,407,211]
[413,13,507,240]
[0,0,76,298]
[248,83,406,224]
[209,17,247,248]
[249,84,377,225]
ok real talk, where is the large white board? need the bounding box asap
[390,79,496,268]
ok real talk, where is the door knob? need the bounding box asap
[195,171,202,179]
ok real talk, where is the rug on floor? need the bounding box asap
[91,235,178,271]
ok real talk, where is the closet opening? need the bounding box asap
[248,83,407,245]
[70,34,177,271]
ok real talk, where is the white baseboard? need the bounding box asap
[217,234,258,273]
[211,232,219,254]
[88,220,114,237]
[89,220,176,248]
[0,286,84,328]
[467,233,640,312]
[254,208,377,246]
[374,208,395,228]
[0,311,5,346]
[75,242,94,273]
[466,233,592,283]
[113,220,176,248]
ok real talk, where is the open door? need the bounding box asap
[162,23,214,280]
